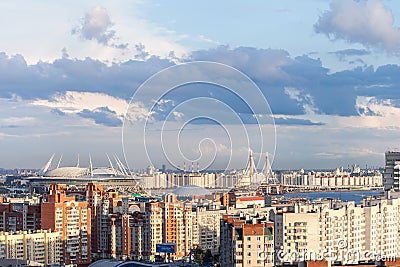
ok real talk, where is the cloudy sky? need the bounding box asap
[1,0,400,170]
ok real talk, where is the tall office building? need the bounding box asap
[384,150,400,190]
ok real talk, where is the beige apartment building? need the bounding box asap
[220,213,274,267]
[0,230,62,265]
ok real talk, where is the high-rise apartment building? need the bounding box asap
[160,194,193,260]
[220,213,274,267]
[0,202,41,232]
[86,182,103,258]
[384,151,400,190]
[364,198,400,257]
[41,183,91,266]
[192,206,225,254]
[274,198,400,265]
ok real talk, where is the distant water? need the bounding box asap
[281,190,384,204]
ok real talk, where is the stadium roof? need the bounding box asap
[44,167,89,178]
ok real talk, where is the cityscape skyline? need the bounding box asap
[3,2,400,267]
[2,0,400,169]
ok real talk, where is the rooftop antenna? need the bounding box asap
[197,162,199,173]
[184,162,186,173]
[76,154,80,168]
[106,154,116,175]
[191,162,194,173]
[89,154,93,177]
[56,154,63,169]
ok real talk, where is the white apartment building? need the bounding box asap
[281,170,382,188]
[139,172,219,189]
[274,212,320,264]
[192,206,226,254]
[364,198,399,258]
[144,202,163,257]
[274,198,400,265]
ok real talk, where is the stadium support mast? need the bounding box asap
[56,154,63,169]
[89,154,93,177]
[40,154,55,174]
[106,154,117,175]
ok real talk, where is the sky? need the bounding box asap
[1,0,400,170]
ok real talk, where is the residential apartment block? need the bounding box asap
[41,183,91,266]
[220,213,274,267]
[274,198,400,265]
[384,150,400,191]
[0,230,62,265]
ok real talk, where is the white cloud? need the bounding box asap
[0,2,188,64]
[0,117,36,125]
[315,0,400,52]
[315,148,381,159]
[72,5,128,49]
[32,91,155,126]
[284,87,319,115]
[32,91,128,116]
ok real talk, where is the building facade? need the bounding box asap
[0,230,62,265]
[384,151,400,190]
[274,198,400,265]
[41,183,91,265]
[220,213,274,267]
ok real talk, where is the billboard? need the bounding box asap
[156,243,176,253]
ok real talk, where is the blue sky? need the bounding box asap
[1,0,400,170]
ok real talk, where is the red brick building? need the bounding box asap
[41,183,91,266]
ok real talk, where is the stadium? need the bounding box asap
[26,154,142,193]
